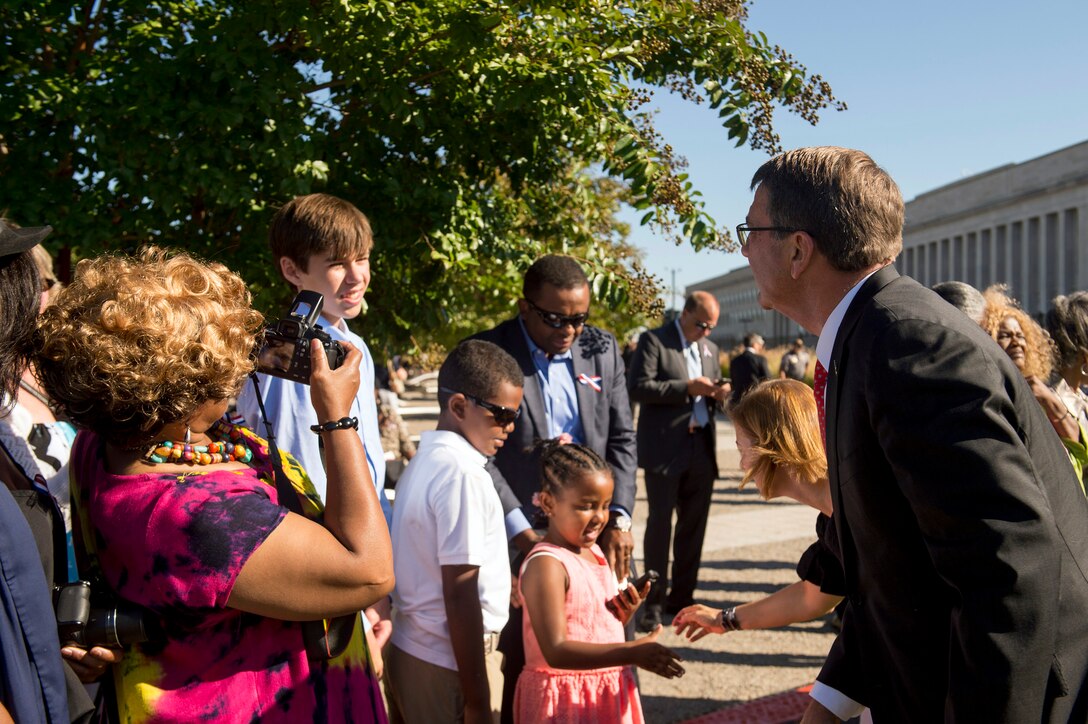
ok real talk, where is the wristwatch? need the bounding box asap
[609,512,633,532]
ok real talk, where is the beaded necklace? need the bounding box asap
[144,419,254,466]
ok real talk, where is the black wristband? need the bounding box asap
[310,416,359,433]
[722,606,740,631]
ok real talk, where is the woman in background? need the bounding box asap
[1046,292,1088,432]
[0,221,109,723]
[3,243,79,578]
[982,285,1086,491]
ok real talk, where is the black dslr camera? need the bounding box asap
[256,290,346,384]
[55,581,157,648]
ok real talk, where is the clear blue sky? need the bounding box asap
[624,0,1088,310]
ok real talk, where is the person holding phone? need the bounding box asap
[516,441,684,723]
[627,291,729,632]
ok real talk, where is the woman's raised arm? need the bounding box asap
[228,340,393,619]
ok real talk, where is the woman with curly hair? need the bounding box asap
[34,249,393,722]
[980,286,1055,380]
[982,285,1086,491]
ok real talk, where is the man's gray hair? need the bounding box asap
[751,147,903,272]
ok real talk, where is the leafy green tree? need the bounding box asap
[1,0,843,355]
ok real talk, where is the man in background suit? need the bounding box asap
[741,146,1088,723]
[472,254,637,722]
[729,332,770,404]
[628,291,728,631]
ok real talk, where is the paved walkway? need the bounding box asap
[634,490,820,561]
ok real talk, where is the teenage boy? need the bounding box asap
[237,193,390,522]
[385,340,524,724]
[235,193,393,671]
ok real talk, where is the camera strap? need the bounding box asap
[248,373,305,518]
[246,373,357,662]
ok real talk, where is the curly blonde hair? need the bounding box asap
[34,248,264,446]
[980,285,1054,381]
[729,379,827,499]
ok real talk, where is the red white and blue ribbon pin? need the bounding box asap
[577,373,603,392]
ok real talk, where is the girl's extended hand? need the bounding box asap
[605,576,651,624]
[630,626,684,679]
[672,604,726,642]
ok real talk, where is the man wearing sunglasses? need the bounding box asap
[471,254,637,722]
[627,291,729,633]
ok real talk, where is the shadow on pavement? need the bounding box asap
[696,558,797,571]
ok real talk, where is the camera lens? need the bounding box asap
[84,605,153,647]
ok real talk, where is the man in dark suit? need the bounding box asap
[728,332,770,404]
[472,254,637,721]
[740,146,1088,723]
[628,291,728,631]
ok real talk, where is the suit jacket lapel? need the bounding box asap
[700,341,716,379]
[826,266,900,578]
[571,334,600,449]
[827,265,901,464]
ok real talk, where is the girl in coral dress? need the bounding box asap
[515,442,685,723]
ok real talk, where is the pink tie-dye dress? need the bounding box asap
[70,427,386,723]
[515,542,643,724]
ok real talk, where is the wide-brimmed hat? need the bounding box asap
[0,220,52,258]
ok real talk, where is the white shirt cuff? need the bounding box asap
[810,681,865,721]
[504,508,532,539]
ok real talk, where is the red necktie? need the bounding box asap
[813,360,828,449]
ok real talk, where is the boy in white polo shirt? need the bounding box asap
[386,340,524,724]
